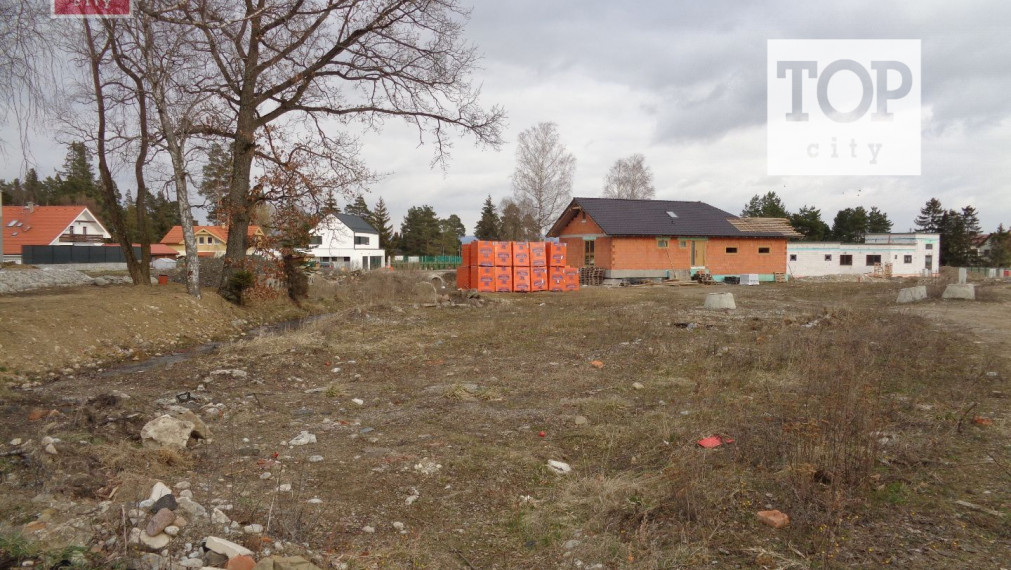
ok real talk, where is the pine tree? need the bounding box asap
[499,198,539,241]
[345,195,372,220]
[788,205,830,241]
[369,197,394,250]
[867,207,893,233]
[741,191,790,218]
[399,205,442,256]
[199,143,232,224]
[831,207,869,243]
[438,214,466,255]
[474,195,501,240]
[914,198,944,233]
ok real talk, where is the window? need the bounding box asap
[82,227,87,235]
[666,211,678,218]
[679,240,688,249]
[866,254,882,265]
[198,236,204,244]
[925,243,933,250]
[904,255,913,263]
[840,254,853,266]
[354,236,370,246]
[789,254,797,261]
[584,239,595,266]
[824,254,832,261]
[657,238,669,248]
[758,247,770,254]
[725,247,738,254]
[308,235,322,246]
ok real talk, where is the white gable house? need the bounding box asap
[306,213,386,270]
[787,233,940,278]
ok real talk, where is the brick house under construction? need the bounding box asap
[547,197,800,282]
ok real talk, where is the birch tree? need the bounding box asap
[510,122,575,236]
[602,153,655,200]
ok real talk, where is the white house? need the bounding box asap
[787,233,940,278]
[305,213,386,270]
[2,205,112,263]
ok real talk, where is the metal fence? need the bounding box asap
[390,255,462,270]
[23,245,144,265]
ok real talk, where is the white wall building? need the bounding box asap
[305,213,386,270]
[787,233,940,278]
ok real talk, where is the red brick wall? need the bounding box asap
[610,237,690,270]
[706,238,787,275]
[557,212,606,268]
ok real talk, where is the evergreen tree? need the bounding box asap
[939,209,975,266]
[199,143,232,224]
[961,206,982,238]
[788,205,830,241]
[831,207,869,243]
[867,206,893,233]
[345,195,372,220]
[368,197,394,250]
[986,225,1011,267]
[499,198,540,241]
[741,191,790,218]
[474,195,501,240]
[56,142,102,205]
[438,214,466,255]
[399,205,442,256]
[914,198,944,232]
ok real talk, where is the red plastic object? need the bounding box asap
[697,435,734,448]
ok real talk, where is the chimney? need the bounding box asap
[25,201,35,213]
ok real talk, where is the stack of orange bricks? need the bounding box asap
[456,241,579,292]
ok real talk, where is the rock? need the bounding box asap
[177,497,207,520]
[178,559,203,568]
[277,484,292,492]
[138,553,169,569]
[704,292,736,310]
[308,455,324,463]
[150,493,178,513]
[175,481,191,491]
[251,556,323,570]
[40,436,56,446]
[547,460,572,475]
[564,539,580,550]
[260,472,272,480]
[44,443,58,455]
[205,551,230,567]
[146,508,176,537]
[212,508,231,525]
[173,515,188,528]
[288,431,316,446]
[756,509,790,529]
[204,536,254,559]
[942,283,975,300]
[210,369,248,378]
[896,285,928,304]
[226,555,257,570]
[632,382,645,390]
[392,521,406,533]
[243,524,263,534]
[307,498,323,504]
[573,416,588,426]
[412,281,438,303]
[141,415,196,450]
[362,526,376,533]
[10,438,22,446]
[149,482,173,502]
[413,458,441,475]
[351,398,364,406]
[164,525,180,537]
[139,530,172,550]
[170,409,212,440]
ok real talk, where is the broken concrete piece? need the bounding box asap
[149,481,173,502]
[547,460,572,474]
[896,286,928,304]
[942,283,975,300]
[204,536,254,559]
[757,509,790,529]
[141,415,195,450]
[704,292,736,310]
[138,530,172,550]
[288,431,316,446]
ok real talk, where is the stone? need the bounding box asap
[703,292,736,310]
[307,498,323,504]
[150,493,178,513]
[226,555,257,570]
[308,455,323,463]
[138,553,168,569]
[362,526,376,533]
[251,556,323,570]
[10,438,21,446]
[243,524,263,534]
[204,536,254,559]
[392,521,405,532]
[141,415,196,450]
[260,472,272,480]
[170,409,212,440]
[212,508,231,524]
[631,382,645,390]
[564,539,580,550]
[177,497,207,520]
[547,460,572,475]
[412,281,438,303]
[163,525,180,537]
[288,431,316,446]
[44,443,58,455]
[756,509,790,529]
[206,551,230,567]
[173,515,188,528]
[146,508,176,537]
[149,482,173,502]
[139,530,172,550]
[573,416,588,426]
[179,559,203,568]
[896,286,928,304]
[351,398,364,406]
[175,481,191,491]
[942,283,975,300]
[277,484,292,492]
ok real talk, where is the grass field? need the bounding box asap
[1,273,1009,568]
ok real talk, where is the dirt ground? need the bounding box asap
[1,274,1009,569]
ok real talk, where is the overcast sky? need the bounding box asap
[4,1,1010,236]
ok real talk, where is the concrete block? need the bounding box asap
[704,292,736,310]
[942,283,975,300]
[757,510,790,529]
[896,286,927,304]
[958,267,967,284]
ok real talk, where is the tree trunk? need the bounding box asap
[132,76,152,283]
[84,20,145,285]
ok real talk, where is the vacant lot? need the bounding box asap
[1,275,1009,568]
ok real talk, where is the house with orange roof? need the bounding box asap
[159,225,265,258]
[2,204,112,263]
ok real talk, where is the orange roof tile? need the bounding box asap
[2,205,107,255]
[159,225,264,245]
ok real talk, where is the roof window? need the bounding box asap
[666,211,678,218]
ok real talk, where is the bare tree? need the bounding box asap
[0,1,57,153]
[154,0,505,297]
[510,122,575,236]
[602,153,655,200]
